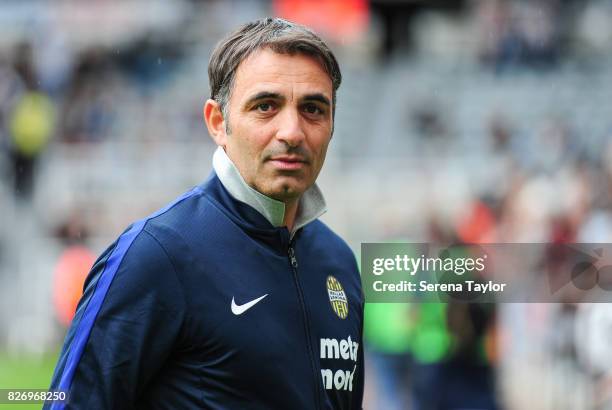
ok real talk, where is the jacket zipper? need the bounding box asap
[288,243,322,410]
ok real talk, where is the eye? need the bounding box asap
[255,102,274,112]
[303,103,324,116]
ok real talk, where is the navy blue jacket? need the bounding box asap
[46,173,364,409]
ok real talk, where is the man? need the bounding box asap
[46,17,364,410]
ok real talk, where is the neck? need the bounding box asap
[212,147,327,234]
[283,199,299,231]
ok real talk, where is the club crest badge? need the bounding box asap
[326,276,348,319]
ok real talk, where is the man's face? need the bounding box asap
[220,48,334,203]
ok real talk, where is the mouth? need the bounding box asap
[268,156,308,171]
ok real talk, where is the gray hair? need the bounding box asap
[208,17,342,129]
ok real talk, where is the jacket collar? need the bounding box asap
[212,146,327,236]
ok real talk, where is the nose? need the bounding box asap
[275,107,305,148]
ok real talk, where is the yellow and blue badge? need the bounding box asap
[326,276,348,319]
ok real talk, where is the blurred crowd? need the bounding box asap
[2,0,612,409]
[0,31,193,199]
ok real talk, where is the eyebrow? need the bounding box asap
[244,91,284,107]
[302,93,331,107]
[244,91,331,108]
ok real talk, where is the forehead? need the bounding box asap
[231,48,333,102]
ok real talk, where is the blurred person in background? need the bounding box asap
[364,301,414,410]
[409,238,499,410]
[52,211,96,328]
[58,49,115,144]
[6,42,55,199]
[45,17,363,409]
[476,0,562,71]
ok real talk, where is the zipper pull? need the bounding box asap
[288,246,298,268]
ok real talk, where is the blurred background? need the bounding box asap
[1,0,612,409]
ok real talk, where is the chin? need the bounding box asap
[267,183,305,202]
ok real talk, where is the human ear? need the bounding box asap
[203,99,227,146]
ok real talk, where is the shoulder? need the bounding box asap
[87,186,212,293]
[137,184,224,255]
[302,219,356,261]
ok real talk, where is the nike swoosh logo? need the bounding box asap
[231,294,268,315]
